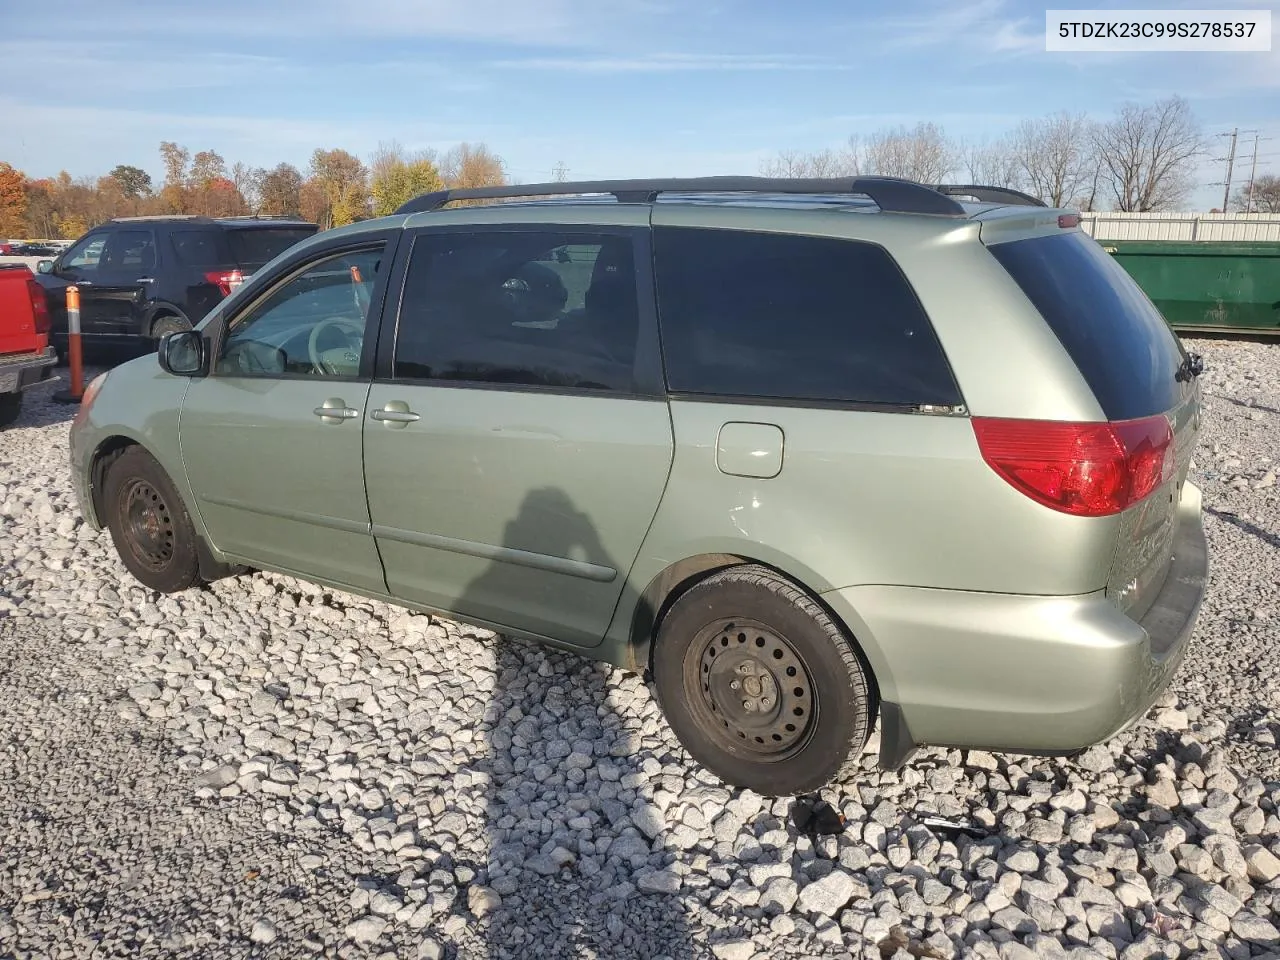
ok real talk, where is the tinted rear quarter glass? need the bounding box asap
[227,228,316,268]
[653,227,961,407]
[988,232,1186,421]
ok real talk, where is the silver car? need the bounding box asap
[67,177,1208,796]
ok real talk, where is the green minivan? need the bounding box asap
[69,177,1209,796]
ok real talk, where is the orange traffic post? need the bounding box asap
[52,284,85,404]
[66,285,84,399]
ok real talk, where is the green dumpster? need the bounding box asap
[1098,240,1280,335]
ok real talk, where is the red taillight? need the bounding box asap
[972,415,1174,517]
[27,279,50,335]
[1058,213,1081,228]
[204,269,244,297]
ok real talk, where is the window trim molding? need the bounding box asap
[374,223,666,399]
[207,230,401,383]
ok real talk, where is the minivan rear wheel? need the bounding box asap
[104,446,201,593]
[653,564,874,796]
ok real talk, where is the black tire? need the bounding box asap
[103,446,201,593]
[653,564,874,796]
[0,392,22,428]
[150,314,191,341]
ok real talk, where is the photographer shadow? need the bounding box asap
[455,487,696,959]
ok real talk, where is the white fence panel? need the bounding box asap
[1080,212,1280,242]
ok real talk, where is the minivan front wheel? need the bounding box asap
[104,446,201,593]
[654,564,874,796]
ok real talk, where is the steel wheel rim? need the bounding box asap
[121,479,174,571]
[686,618,816,760]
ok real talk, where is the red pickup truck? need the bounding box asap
[0,264,58,427]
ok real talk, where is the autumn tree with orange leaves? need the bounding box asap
[0,163,28,237]
[2,138,510,239]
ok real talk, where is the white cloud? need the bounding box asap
[877,0,1041,54]
[22,0,665,48]
[487,52,851,73]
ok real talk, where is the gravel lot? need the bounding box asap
[2,339,1278,960]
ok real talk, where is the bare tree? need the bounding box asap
[1093,97,1204,211]
[189,150,227,189]
[1232,173,1280,213]
[758,146,859,179]
[1008,112,1096,206]
[158,141,190,190]
[231,162,262,212]
[860,123,953,183]
[956,136,1022,189]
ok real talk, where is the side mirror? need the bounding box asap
[36,259,54,274]
[157,331,208,377]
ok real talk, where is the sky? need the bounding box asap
[1,0,1276,211]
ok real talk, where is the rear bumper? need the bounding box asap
[0,347,58,391]
[821,481,1208,768]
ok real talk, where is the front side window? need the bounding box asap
[99,229,157,272]
[394,231,640,393]
[61,233,107,272]
[653,227,962,408]
[216,245,384,378]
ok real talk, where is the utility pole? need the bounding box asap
[1245,134,1259,213]
[1240,134,1273,213]
[1221,128,1238,212]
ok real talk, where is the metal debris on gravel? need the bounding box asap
[1,341,1278,959]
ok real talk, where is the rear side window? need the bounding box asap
[170,230,230,267]
[227,228,316,268]
[989,232,1186,421]
[653,227,961,407]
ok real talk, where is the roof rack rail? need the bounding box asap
[108,214,310,224]
[932,184,1047,207]
[216,214,310,221]
[394,176,969,217]
[110,214,209,222]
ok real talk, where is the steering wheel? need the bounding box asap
[307,317,365,375]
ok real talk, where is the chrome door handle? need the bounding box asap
[370,401,420,427]
[313,399,359,422]
[136,277,155,283]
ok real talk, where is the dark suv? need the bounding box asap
[35,215,317,353]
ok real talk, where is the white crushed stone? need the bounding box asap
[0,340,1278,958]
